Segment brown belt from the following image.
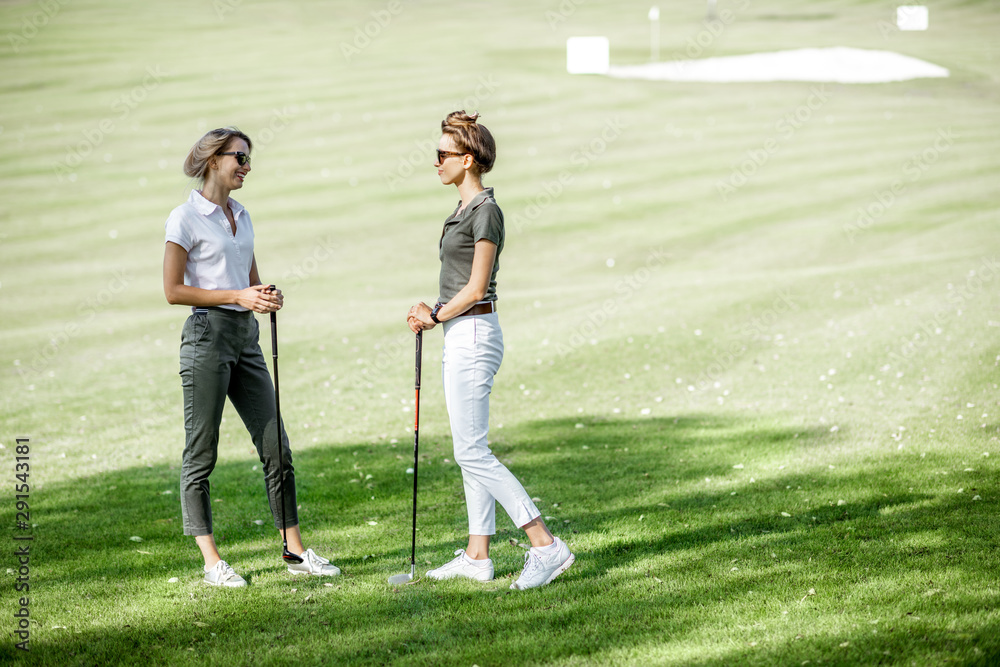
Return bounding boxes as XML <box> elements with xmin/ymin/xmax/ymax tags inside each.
<box><xmin>457</xmin><ymin>302</ymin><xmax>496</xmax><ymax>318</ymax></box>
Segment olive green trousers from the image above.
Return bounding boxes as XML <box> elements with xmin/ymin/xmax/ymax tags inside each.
<box><xmin>178</xmin><ymin>308</ymin><xmax>296</xmax><ymax>536</ymax></box>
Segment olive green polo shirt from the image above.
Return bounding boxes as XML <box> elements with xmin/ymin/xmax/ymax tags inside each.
<box><xmin>438</xmin><ymin>187</ymin><xmax>504</xmax><ymax>303</ymax></box>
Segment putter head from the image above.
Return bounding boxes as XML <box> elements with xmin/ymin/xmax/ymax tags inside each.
<box><xmin>282</xmin><ymin>549</ymin><xmax>304</xmax><ymax>565</ymax></box>
<box><xmin>388</xmin><ymin>562</ymin><xmax>416</xmax><ymax>585</ymax></box>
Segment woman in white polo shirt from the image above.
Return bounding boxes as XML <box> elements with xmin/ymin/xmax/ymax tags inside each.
<box><xmin>163</xmin><ymin>127</ymin><xmax>339</xmax><ymax>587</ymax></box>
<box><xmin>407</xmin><ymin>111</ymin><xmax>574</xmax><ymax>589</ymax></box>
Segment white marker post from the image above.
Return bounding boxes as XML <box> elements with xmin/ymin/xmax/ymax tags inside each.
<box><xmin>648</xmin><ymin>6</ymin><xmax>660</xmax><ymax>62</ymax></box>
<box><xmin>896</xmin><ymin>5</ymin><xmax>929</xmax><ymax>31</ymax></box>
<box><xmin>566</xmin><ymin>36</ymin><xmax>610</xmax><ymax>74</ymax></box>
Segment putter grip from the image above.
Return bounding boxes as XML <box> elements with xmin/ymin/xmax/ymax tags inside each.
<box><xmin>270</xmin><ymin>311</ymin><xmax>277</xmax><ymax>355</ymax></box>
<box><xmin>415</xmin><ymin>331</ymin><xmax>422</xmax><ymax>390</ymax></box>
<box><xmin>268</xmin><ymin>285</ymin><xmax>277</xmax><ymax>356</ymax></box>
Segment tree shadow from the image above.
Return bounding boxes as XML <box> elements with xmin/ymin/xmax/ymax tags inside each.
<box><xmin>1</xmin><ymin>414</ymin><xmax>996</xmax><ymax>665</ymax></box>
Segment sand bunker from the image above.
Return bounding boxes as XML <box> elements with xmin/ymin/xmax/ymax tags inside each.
<box><xmin>606</xmin><ymin>47</ymin><xmax>949</xmax><ymax>84</ymax></box>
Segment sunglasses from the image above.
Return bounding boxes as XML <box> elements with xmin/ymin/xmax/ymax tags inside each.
<box><xmin>436</xmin><ymin>150</ymin><xmax>468</xmax><ymax>163</ymax></box>
<box><xmin>219</xmin><ymin>151</ymin><xmax>251</xmax><ymax>167</ymax></box>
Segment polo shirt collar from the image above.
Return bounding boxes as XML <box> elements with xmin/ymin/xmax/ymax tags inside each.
<box><xmin>452</xmin><ymin>187</ymin><xmax>495</xmax><ymax>221</ymax></box>
<box><xmin>189</xmin><ymin>189</ymin><xmax>246</xmax><ymax>219</ymax></box>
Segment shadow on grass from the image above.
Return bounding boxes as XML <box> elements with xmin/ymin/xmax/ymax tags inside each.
<box><xmin>2</xmin><ymin>415</ymin><xmax>997</xmax><ymax>665</ymax></box>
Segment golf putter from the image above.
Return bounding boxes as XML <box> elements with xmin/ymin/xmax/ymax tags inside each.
<box><xmin>269</xmin><ymin>285</ymin><xmax>303</xmax><ymax>565</ymax></box>
<box><xmin>389</xmin><ymin>330</ymin><xmax>422</xmax><ymax>585</ymax></box>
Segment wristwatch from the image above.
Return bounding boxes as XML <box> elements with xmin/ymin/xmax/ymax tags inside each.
<box><xmin>430</xmin><ymin>302</ymin><xmax>443</xmax><ymax>324</ymax></box>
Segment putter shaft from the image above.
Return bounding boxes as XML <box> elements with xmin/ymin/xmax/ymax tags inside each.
<box><xmin>409</xmin><ymin>330</ymin><xmax>422</xmax><ymax>570</ymax></box>
<box><xmin>390</xmin><ymin>330</ymin><xmax>422</xmax><ymax>585</ymax></box>
<box><xmin>269</xmin><ymin>287</ymin><xmax>302</xmax><ymax>565</ymax></box>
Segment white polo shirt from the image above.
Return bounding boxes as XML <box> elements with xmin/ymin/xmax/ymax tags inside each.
<box><xmin>164</xmin><ymin>190</ymin><xmax>255</xmax><ymax>312</ymax></box>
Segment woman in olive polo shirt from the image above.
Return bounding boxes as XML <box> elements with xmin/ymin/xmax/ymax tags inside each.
<box><xmin>163</xmin><ymin>127</ymin><xmax>339</xmax><ymax>587</ymax></box>
<box><xmin>407</xmin><ymin>111</ymin><xmax>574</xmax><ymax>589</ymax></box>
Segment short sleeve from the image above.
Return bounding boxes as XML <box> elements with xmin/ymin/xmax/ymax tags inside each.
<box><xmin>164</xmin><ymin>206</ymin><xmax>193</xmax><ymax>252</ymax></box>
<box><xmin>470</xmin><ymin>201</ymin><xmax>503</xmax><ymax>247</ymax></box>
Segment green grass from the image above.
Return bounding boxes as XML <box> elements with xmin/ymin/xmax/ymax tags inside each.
<box><xmin>2</xmin><ymin>0</ymin><xmax>1000</xmax><ymax>664</ymax></box>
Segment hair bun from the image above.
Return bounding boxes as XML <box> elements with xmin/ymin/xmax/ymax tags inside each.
<box><xmin>443</xmin><ymin>110</ymin><xmax>480</xmax><ymax>127</ymax></box>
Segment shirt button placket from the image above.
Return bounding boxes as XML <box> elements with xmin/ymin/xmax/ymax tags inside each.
<box><xmin>228</xmin><ymin>211</ymin><xmax>242</xmax><ymax>261</ymax></box>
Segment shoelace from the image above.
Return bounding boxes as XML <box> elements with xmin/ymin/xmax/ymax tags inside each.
<box><xmin>304</xmin><ymin>549</ymin><xmax>329</xmax><ymax>566</ymax></box>
<box><xmin>216</xmin><ymin>561</ymin><xmax>239</xmax><ymax>582</ymax></box>
<box><xmin>429</xmin><ymin>550</ymin><xmax>467</xmax><ymax>573</ymax></box>
<box><xmin>519</xmin><ymin>551</ymin><xmax>543</xmax><ymax>581</ymax></box>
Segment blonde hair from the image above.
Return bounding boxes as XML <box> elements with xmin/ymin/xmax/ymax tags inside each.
<box><xmin>441</xmin><ymin>111</ymin><xmax>495</xmax><ymax>175</ymax></box>
<box><xmin>183</xmin><ymin>127</ymin><xmax>253</xmax><ymax>183</ymax></box>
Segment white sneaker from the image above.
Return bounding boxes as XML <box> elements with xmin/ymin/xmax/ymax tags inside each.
<box><xmin>510</xmin><ymin>537</ymin><xmax>574</xmax><ymax>590</ymax></box>
<box><xmin>204</xmin><ymin>560</ymin><xmax>247</xmax><ymax>588</ymax></box>
<box><xmin>287</xmin><ymin>548</ymin><xmax>341</xmax><ymax>576</ymax></box>
<box><xmin>426</xmin><ymin>549</ymin><xmax>494</xmax><ymax>582</ymax></box>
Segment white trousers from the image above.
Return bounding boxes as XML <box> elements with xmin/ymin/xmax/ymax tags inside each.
<box><xmin>442</xmin><ymin>311</ymin><xmax>540</xmax><ymax>535</ymax></box>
